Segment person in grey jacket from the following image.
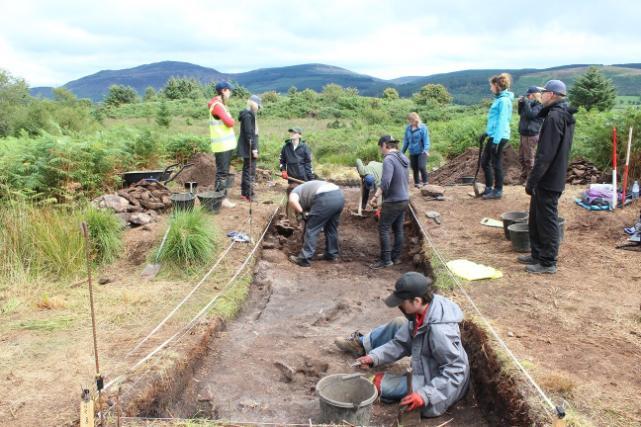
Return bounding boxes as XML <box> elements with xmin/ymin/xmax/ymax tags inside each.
<box><xmin>517</xmin><ymin>87</ymin><xmax>544</xmax><ymax>182</ymax></box>
<box><xmin>370</xmin><ymin>135</ymin><xmax>410</xmax><ymax>269</ymax></box>
<box><xmin>335</xmin><ymin>272</ymin><xmax>470</xmax><ymax>417</ymax></box>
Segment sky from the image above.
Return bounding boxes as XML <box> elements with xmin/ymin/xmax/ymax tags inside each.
<box><xmin>1</xmin><ymin>0</ymin><xmax>640</xmax><ymax>87</ymax></box>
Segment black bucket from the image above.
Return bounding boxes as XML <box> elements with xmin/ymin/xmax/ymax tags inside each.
<box><xmin>508</xmin><ymin>222</ymin><xmax>530</xmax><ymax>252</ymax></box>
<box><xmin>170</xmin><ymin>192</ymin><xmax>195</xmax><ymax>211</ymax></box>
<box><xmin>225</xmin><ymin>173</ymin><xmax>236</xmax><ymax>189</ymax></box>
<box><xmin>558</xmin><ymin>217</ymin><xmax>565</xmax><ymax>242</ymax></box>
<box><xmin>197</xmin><ymin>191</ymin><xmax>225</xmax><ymax>213</ymax></box>
<box><xmin>500</xmin><ymin>211</ymin><xmax>528</xmax><ymax>240</ymax></box>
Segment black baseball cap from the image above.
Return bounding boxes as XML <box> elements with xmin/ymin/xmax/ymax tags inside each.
<box><xmin>384</xmin><ymin>272</ymin><xmax>432</xmax><ymax>307</ymax></box>
<box><xmin>378</xmin><ymin>135</ymin><xmax>399</xmax><ymax>146</ymax></box>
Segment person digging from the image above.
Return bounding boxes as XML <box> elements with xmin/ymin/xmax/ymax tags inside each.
<box><xmin>355</xmin><ymin>158</ymin><xmax>382</xmax><ymax>216</ymax></box>
<box><xmin>335</xmin><ymin>272</ymin><xmax>470</xmax><ymax>418</ymax></box>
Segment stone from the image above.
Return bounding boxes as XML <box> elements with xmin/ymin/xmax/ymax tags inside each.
<box><xmin>262</xmin><ymin>240</ymin><xmax>276</xmax><ymax>250</ymax></box>
<box><xmin>129</xmin><ymin>212</ymin><xmax>152</xmax><ymax>226</ymax></box>
<box><xmin>98</xmin><ymin>277</ymin><xmax>113</xmax><ymax>285</ymax></box>
<box><xmin>94</xmin><ymin>194</ymin><xmax>130</xmax><ymax>213</ymax></box>
<box><xmin>420</xmin><ymin>184</ymin><xmax>445</xmax><ymax>197</ymax></box>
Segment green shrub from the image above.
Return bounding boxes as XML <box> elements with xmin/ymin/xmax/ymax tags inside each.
<box><xmin>158</xmin><ymin>208</ymin><xmax>218</xmax><ymax>271</ymax></box>
<box><xmin>166</xmin><ymin>135</ymin><xmax>210</xmax><ymax>163</ymax></box>
<box><xmin>85</xmin><ymin>206</ymin><xmax>123</xmax><ymax>265</ymax></box>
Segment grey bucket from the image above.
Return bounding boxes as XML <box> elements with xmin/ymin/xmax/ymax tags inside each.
<box><xmin>508</xmin><ymin>222</ymin><xmax>530</xmax><ymax>253</ymax></box>
<box><xmin>501</xmin><ymin>211</ymin><xmax>528</xmax><ymax>240</ymax></box>
<box><xmin>316</xmin><ymin>374</ymin><xmax>377</xmax><ymax>425</ymax></box>
<box><xmin>170</xmin><ymin>192</ymin><xmax>195</xmax><ymax>211</ymax></box>
<box><xmin>225</xmin><ymin>173</ymin><xmax>236</xmax><ymax>189</ymax></box>
<box><xmin>197</xmin><ymin>191</ymin><xmax>225</xmax><ymax>213</ymax></box>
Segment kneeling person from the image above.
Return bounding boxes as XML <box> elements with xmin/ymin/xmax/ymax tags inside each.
<box><xmin>288</xmin><ymin>180</ymin><xmax>344</xmax><ymax>267</ymax></box>
<box><xmin>335</xmin><ymin>272</ymin><xmax>470</xmax><ymax>417</ymax></box>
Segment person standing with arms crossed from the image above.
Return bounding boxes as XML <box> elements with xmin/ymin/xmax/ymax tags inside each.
<box><xmin>370</xmin><ymin>135</ymin><xmax>409</xmax><ymax>269</ymax></box>
<box><xmin>208</xmin><ymin>81</ymin><xmax>237</xmax><ymax>208</ymax></box>
<box><xmin>237</xmin><ymin>94</ymin><xmax>261</xmax><ymax>202</ymax></box>
<box><xmin>402</xmin><ymin>112</ymin><xmax>430</xmax><ymax>188</ymax></box>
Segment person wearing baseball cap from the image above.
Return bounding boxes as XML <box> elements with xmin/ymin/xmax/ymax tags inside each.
<box><xmin>334</xmin><ymin>272</ymin><xmax>470</xmax><ymax>417</ymax></box>
<box><xmin>517</xmin><ymin>86</ymin><xmax>545</xmax><ymax>182</ymax></box>
<box><xmin>521</xmin><ymin>80</ymin><xmax>577</xmax><ymax>274</ymax></box>
<box><xmin>278</xmin><ymin>126</ymin><xmax>315</xmax><ymax>184</ymax></box>
<box><xmin>207</xmin><ymin>81</ymin><xmax>237</xmax><ymax>208</ymax></box>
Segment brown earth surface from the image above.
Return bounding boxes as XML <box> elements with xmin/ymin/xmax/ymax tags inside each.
<box><xmin>430</xmin><ymin>146</ymin><xmax>522</xmax><ymax>186</ymax></box>
<box><xmin>411</xmin><ymin>185</ymin><xmax>641</xmax><ymax>426</ymax></box>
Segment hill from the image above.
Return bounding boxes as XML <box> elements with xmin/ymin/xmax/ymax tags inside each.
<box><xmin>30</xmin><ymin>61</ymin><xmax>641</xmax><ymax>104</ymax></box>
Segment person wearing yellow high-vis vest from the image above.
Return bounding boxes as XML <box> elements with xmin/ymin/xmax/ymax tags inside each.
<box><xmin>208</xmin><ymin>81</ymin><xmax>237</xmax><ymax>208</ymax></box>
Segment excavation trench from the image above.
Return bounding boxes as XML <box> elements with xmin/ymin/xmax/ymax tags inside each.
<box><xmin>133</xmin><ymin>189</ymin><xmax>539</xmax><ymax>426</ymax></box>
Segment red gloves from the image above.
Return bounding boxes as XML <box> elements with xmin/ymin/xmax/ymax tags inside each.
<box><xmin>355</xmin><ymin>355</ymin><xmax>373</xmax><ymax>367</ymax></box>
<box><xmin>400</xmin><ymin>392</ymin><xmax>425</xmax><ymax>412</ymax></box>
<box><xmin>374</xmin><ymin>208</ymin><xmax>381</xmax><ymax>221</ymax></box>
<box><xmin>281</xmin><ymin>171</ymin><xmax>288</xmax><ymax>180</ymax></box>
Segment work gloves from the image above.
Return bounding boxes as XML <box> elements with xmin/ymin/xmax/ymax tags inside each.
<box><xmin>281</xmin><ymin>170</ymin><xmax>288</xmax><ymax>180</ymax></box>
<box><xmin>355</xmin><ymin>355</ymin><xmax>374</xmax><ymax>368</ymax></box>
<box><xmin>374</xmin><ymin>208</ymin><xmax>381</xmax><ymax>221</ymax></box>
<box><xmin>400</xmin><ymin>392</ymin><xmax>425</xmax><ymax>412</ymax></box>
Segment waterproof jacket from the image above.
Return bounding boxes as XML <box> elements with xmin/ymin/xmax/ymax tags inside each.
<box><xmin>279</xmin><ymin>139</ymin><xmax>314</xmax><ymax>181</ymax></box>
<box><xmin>518</xmin><ymin>98</ymin><xmax>544</xmax><ymax>137</ymax></box>
<box><xmin>486</xmin><ymin>90</ymin><xmax>514</xmax><ymax>143</ymax></box>
<box><xmin>237</xmin><ymin>109</ymin><xmax>258</xmax><ymax>158</ymax></box>
<box><xmin>402</xmin><ymin>123</ymin><xmax>431</xmax><ymax>155</ymax></box>
<box><xmin>380</xmin><ymin>151</ymin><xmax>409</xmax><ymax>203</ymax></box>
<box><xmin>356</xmin><ymin>159</ymin><xmax>383</xmax><ymax>186</ymax></box>
<box><xmin>527</xmin><ymin>101</ymin><xmax>577</xmax><ymax>193</ymax></box>
<box><xmin>369</xmin><ymin>295</ymin><xmax>470</xmax><ymax>417</ymax></box>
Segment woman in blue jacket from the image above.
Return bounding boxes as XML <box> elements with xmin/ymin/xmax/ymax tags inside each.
<box><xmin>481</xmin><ymin>73</ymin><xmax>514</xmax><ymax>199</ymax></box>
<box><xmin>402</xmin><ymin>112</ymin><xmax>430</xmax><ymax>188</ymax></box>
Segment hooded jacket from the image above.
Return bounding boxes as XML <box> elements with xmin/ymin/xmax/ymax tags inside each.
<box><xmin>369</xmin><ymin>295</ymin><xmax>470</xmax><ymax>417</ymax></box>
<box><xmin>402</xmin><ymin>123</ymin><xmax>431</xmax><ymax>155</ymax></box>
<box><xmin>526</xmin><ymin>101</ymin><xmax>577</xmax><ymax>193</ymax></box>
<box><xmin>486</xmin><ymin>90</ymin><xmax>514</xmax><ymax>142</ymax></box>
<box><xmin>279</xmin><ymin>139</ymin><xmax>314</xmax><ymax>181</ymax></box>
<box><xmin>380</xmin><ymin>151</ymin><xmax>409</xmax><ymax>203</ymax></box>
<box><xmin>237</xmin><ymin>109</ymin><xmax>258</xmax><ymax>158</ymax></box>
<box><xmin>517</xmin><ymin>98</ymin><xmax>544</xmax><ymax>137</ymax></box>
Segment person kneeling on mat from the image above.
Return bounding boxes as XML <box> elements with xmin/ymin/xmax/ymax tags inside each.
<box><xmin>335</xmin><ymin>272</ymin><xmax>470</xmax><ymax>417</ymax></box>
<box><xmin>288</xmin><ymin>180</ymin><xmax>345</xmax><ymax>267</ymax></box>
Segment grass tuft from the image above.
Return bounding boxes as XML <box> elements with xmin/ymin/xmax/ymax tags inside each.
<box><xmin>85</xmin><ymin>205</ymin><xmax>124</xmax><ymax>264</ymax></box>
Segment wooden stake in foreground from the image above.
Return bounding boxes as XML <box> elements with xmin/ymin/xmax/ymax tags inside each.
<box><xmin>612</xmin><ymin>127</ymin><xmax>618</xmax><ymax>210</ymax></box>
<box><xmin>622</xmin><ymin>127</ymin><xmax>633</xmax><ymax>205</ymax></box>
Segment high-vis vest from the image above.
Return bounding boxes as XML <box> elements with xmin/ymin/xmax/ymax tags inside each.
<box><xmin>209</xmin><ymin>101</ymin><xmax>237</xmax><ymax>153</ymax></box>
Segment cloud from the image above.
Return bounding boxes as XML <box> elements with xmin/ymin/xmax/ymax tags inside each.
<box><xmin>1</xmin><ymin>0</ymin><xmax>640</xmax><ymax>86</ymax></box>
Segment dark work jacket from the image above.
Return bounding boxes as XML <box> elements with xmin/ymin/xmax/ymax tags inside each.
<box><xmin>279</xmin><ymin>139</ymin><xmax>314</xmax><ymax>181</ymax></box>
<box><xmin>517</xmin><ymin>99</ymin><xmax>544</xmax><ymax>136</ymax></box>
<box><xmin>237</xmin><ymin>109</ymin><xmax>258</xmax><ymax>158</ymax></box>
<box><xmin>526</xmin><ymin>101</ymin><xmax>577</xmax><ymax>193</ymax></box>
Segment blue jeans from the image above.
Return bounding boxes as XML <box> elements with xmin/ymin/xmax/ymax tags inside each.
<box><xmin>362</xmin><ymin>317</ymin><xmax>411</xmax><ymax>401</ymax></box>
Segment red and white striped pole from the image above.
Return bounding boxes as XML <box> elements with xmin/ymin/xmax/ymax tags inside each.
<box><xmin>622</xmin><ymin>127</ymin><xmax>633</xmax><ymax>207</ymax></box>
<box><xmin>612</xmin><ymin>127</ymin><xmax>617</xmax><ymax>210</ymax></box>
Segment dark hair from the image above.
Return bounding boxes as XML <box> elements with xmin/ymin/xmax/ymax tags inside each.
<box><xmin>419</xmin><ymin>277</ymin><xmax>435</xmax><ymax>304</ymax></box>
<box><xmin>489</xmin><ymin>73</ymin><xmax>512</xmax><ymax>91</ymax></box>
<box><xmin>380</xmin><ymin>140</ymin><xmax>399</xmax><ymax>149</ymax></box>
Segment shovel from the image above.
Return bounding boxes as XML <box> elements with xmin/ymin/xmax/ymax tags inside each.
<box><xmin>472</xmin><ymin>134</ymin><xmax>486</xmax><ymax>197</ymax></box>
<box><xmin>141</xmin><ymin>223</ymin><xmax>171</xmax><ymax>279</ymax></box>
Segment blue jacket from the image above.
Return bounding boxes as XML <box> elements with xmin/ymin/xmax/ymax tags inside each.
<box><xmin>486</xmin><ymin>90</ymin><xmax>514</xmax><ymax>143</ymax></box>
<box><xmin>402</xmin><ymin>123</ymin><xmax>430</xmax><ymax>155</ymax></box>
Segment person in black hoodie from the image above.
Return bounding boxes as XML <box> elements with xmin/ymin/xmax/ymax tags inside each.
<box><xmin>517</xmin><ymin>86</ymin><xmax>545</xmax><ymax>182</ymax></box>
<box><xmin>279</xmin><ymin>127</ymin><xmax>314</xmax><ymax>183</ymax></box>
<box><xmin>520</xmin><ymin>80</ymin><xmax>577</xmax><ymax>274</ymax></box>
<box><xmin>237</xmin><ymin>95</ymin><xmax>261</xmax><ymax>202</ymax></box>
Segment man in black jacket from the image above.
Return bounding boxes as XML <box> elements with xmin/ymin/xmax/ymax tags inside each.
<box><xmin>237</xmin><ymin>95</ymin><xmax>261</xmax><ymax>201</ymax></box>
<box><xmin>521</xmin><ymin>80</ymin><xmax>577</xmax><ymax>274</ymax></box>
<box><xmin>279</xmin><ymin>127</ymin><xmax>314</xmax><ymax>183</ymax></box>
<box><xmin>517</xmin><ymin>86</ymin><xmax>544</xmax><ymax>182</ymax></box>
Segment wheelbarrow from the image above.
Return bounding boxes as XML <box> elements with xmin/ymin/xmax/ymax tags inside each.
<box><xmin>121</xmin><ymin>162</ymin><xmax>193</xmax><ymax>187</ymax></box>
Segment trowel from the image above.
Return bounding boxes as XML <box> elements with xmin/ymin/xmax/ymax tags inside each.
<box><xmin>397</xmin><ymin>368</ymin><xmax>421</xmax><ymax>426</ymax></box>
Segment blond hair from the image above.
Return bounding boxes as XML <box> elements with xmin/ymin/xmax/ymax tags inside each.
<box><xmin>490</xmin><ymin>73</ymin><xmax>512</xmax><ymax>91</ymax></box>
<box><xmin>407</xmin><ymin>112</ymin><xmax>421</xmax><ymax>123</ymax></box>
<box><xmin>247</xmin><ymin>99</ymin><xmax>259</xmax><ymax>112</ymax></box>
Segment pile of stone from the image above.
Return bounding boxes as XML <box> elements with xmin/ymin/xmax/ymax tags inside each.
<box><xmin>93</xmin><ymin>180</ymin><xmax>172</xmax><ymax>226</ymax></box>
<box><xmin>566</xmin><ymin>159</ymin><xmax>602</xmax><ymax>185</ymax></box>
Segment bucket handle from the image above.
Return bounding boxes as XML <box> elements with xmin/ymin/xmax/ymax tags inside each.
<box><xmin>340</xmin><ymin>373</ymin><xmax>366</xmax><ymax>409</ymax></box>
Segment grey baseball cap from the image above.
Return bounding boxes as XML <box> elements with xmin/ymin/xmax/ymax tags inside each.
<box><xmin>249</xmin><ymin>94</ymin><xmax>262</xmax><ymax>107</ymax></box>
<box><xmin>542</xmin><ymin>80</ymin><xmax>567</xmax><ymax>96</ymax></box>
<box><xmin>384</xmin><ymin>272</ymin><xmax>433</xmax><ymax>307</ymax></box>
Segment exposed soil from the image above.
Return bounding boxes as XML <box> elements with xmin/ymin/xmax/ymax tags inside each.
<box><xmin>411</xmin><ymin>185</ymin><xmax>641</xmax><ymax>426</ymax></box>
<box><xmin>430</xmin><ymin>146</ymin><xmax>521</xmax><ymax>186</ymax></box>
<box><xmin>160</xmin><ymin>189</ymin><xmax>527</xmax><ymax>426</ymax></box>
<box><xmin>174</xmin><ymin>153</ymin><xmax>218</xmax><ymax>190</ymax></box>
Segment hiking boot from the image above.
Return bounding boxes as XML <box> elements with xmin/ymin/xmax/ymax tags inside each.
<box><xmin>322</xmin><ymin>254</ymin><xmax>340</xmax><ymax>262</ymax></box>
<box><xmin>392</xmin><ymin>257</ymin><xmax>402</xmax><ymax>265</ymax></box>
<box><xmin>483</xmin><ymin>189</ymin><xmax>503</xmax><ymax>200</ymax></box>
<box><xmin>414</xmin><ymin>183</ymin><xmax>421</xmax><ymax>189</ymax></box>
<box><xmin>289</xmin><ymin>255</ymin><xmax>311</xmax><ymax>267</ymax></box>
<box><xmin>526</xmin><ymin>263</ymin><xmax>557</xmax><ymax>274</ymax></box>
<box><xmin>221</xmin><ymin>198</ymin><xmax>236</xmax><ymax>208</ymax></box>
<box><xmin>517</xmin><ymin>255</ymin><xmax>537</xmax><ymax>265</ymax></box>
<box><xmin>334</xmin><ymin>331</ymin><xmax>365</xmax><ymax>357</ymax></box>
<box><xmin>369</xmin><ymin>259</ymin><xmax>393</xmax><ymax>269</ymax></box>
<box><xmin>480</xmin><ymin>187</ymin><xmax>493</xmax><ymax>197</ymax></box>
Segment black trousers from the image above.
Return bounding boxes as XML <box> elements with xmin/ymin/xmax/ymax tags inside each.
<box><xmin>300</xmin><ymin>190</ymin><xmax>344</xmax><ymax>260</ymax></box>
<box><xmin>481</xmin><ymin>139</ymin><xmax>507</xmax><ymax>190</ymax></box>
<box><xmin>241</xmin><ymin>157</ymin><xmax>257</xmax><ymax>198</ymax></box>
<box><xmin>409</xmin><ymin>153</ymin><xmax>429</xmax><ymax>185</ymax></box>
<box><xmin>528</xmin><ymin>188</ymin><xmax>561</xmax><ymax>267</ymax></box>
<box><xmin>379</xmin><ymin>201</ymin><xmax>408</xmax><ymax>263</ymax></box>
<box><xmin>214</xmin><ymin>149</ymin><xmax>233</xmax><ymax>195</ymax></box>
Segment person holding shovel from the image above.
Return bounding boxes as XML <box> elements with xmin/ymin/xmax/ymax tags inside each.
<box><xmin>279</xmin><ymin>127</ymin><xmax>315</xmax><ymax>184</ymax></box>
<box><xmin>208</xmin><ymin>81</ymin><xmax>237</xmax><ymax>209</ymax></box>
<box><xmin>480</xmin><ymin>73</ymin><xmax>514</xmax><ymax>200</ymax></box>
<box><xmin>237</xmin><ymin>94</ymin><xmax>261</xmax><ymax>202</ymax></box>
<box><xmin>334</xmin><ymin>272</ymin><xmax>470</xmax><ymax>417</ymax></box>
<box><xmin>355</xmin><ymin>158</ymin><xmax>383</xmax><ymax>214</ymax></box>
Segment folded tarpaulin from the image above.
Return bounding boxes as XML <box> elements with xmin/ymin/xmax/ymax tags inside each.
<box><xmin>226</xmin><ymin>231</ymin><xmax>251</xmax><ymax>243</ymax></box>
<box><xmin>575</xmin><ymin>198</ymin><xmax>611</xmax><ymax>211</ymax></box>
<box><xmin>445</xmin><ymin>259</ymin><xmax>503</xmax><ymax>281</ymax></box>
